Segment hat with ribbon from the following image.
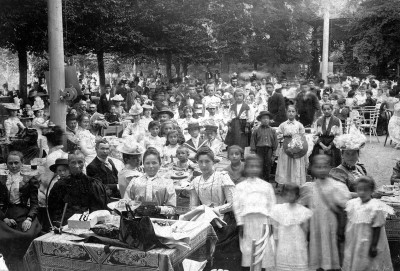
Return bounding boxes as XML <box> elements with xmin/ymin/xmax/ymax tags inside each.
<box><xmin>116</xmin><ymin>139</ymin><xmax>145</xmax><ymax>155</ymax></box>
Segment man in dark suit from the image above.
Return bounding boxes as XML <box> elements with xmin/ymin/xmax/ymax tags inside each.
<box><xmin>98</xmin><ymin>84</ymin><xmax>114</xmax><ymax>114</ymax></box>
<box><xmin>266</xmin><ymin>82</ymin><xmax>287</xmax><ymax>127</ymax></box>
<box><xmin>86</xmin><ymin>139</ymin><xmax>120</xmax><ymax>198</ymax></box>
<box><xmin>295</xmin><ymin>82</ymin><xmax>321</xmax><ymax>127</ymax></box>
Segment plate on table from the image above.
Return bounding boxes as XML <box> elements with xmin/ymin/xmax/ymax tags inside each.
<box><xmin>171</xmin><ymin>171</ymin><xmax>190</xmax><ymax>180</ymax></box>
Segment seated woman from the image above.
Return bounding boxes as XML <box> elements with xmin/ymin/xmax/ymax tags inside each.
<box><xmin>122</xmin><ymin>103</ymin><xmax>146</xmax><ymax>138</ymax></box>
<box><xmin>0</xmin><ymin>151</ymin><xmax>41</xmax><ymax>268</ymax></box>
<box><xmin>329</xmin><ymin>132</ymin><xmax>367</xmax><ymax>194</ymax></box>
<box><xmin>3</xmin><ymin>103</ymin><xmax>25</xmax><ymax>139</ymax></box>
<box><xmin>311</xmin><ymin>103</ymin><xmax>342</xmax><ymax>167</ymax></box>
<box><xmin>48</xmin><ymin>150</ymin><xmax>109</xmax><ymax>225</ymax></box>
<box><xmin>117</xmin><ymin>140</ymin><xmax>144</xmax><ymax>197</ymax></box>
<box><xmin>76</xmin><ymin>114</ymin><xmax>97</xmax><ymax>165</ymax></box>
<box><xmin>189</xmin><ymin>146</ymin><xmax>238</xmax><ymax>270</ymax></box>
<box><xmin>124</xmin><ymin>147</ymin><xmax>176</xmax><ymax>218</ymax></box>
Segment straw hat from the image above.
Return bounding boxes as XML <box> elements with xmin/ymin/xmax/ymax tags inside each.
<box><xmin>111</xmin><ymin>94</ymin><xmax>124</xmax><ymax>102</ymax></box>
<box><xmin>142</xmin><ymin>100</ymin><xmax>154</xmax><ymax>110</ymax></box>
<box><xmin>128</xmin><ymin>103</ymin><xmax>143</xmax><ymax>116</ymax></box>
<box><xmin>3</xmin><ymin>103</ymin><xmax>20</xmax><ymax>111</ymax></box>
<box><xmin>116</xmin><ymin>140</ymin><xmax>145</xmax><ymax>155</ymax></box>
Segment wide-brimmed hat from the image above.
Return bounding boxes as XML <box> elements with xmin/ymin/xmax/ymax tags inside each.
<box><xmin>128</xmin><ymin>103</ymin><xmax>143</xmax><ymax>116</ymax></box>
<box><xmin>256</xmin><ymin>111</ymin><xmax>273</xmax><ymax>121</ymax></box>
<box><xmin>333</xmin><ymin>126</ymin><xmax>366</xmax><ymax>150</ymax></box>
<box><xmin>204</xmin><ymin>125</ymin><xmax>218</xmax><ymax>132</ymax></box>
<box><xmin>116</xmin><ymin>140</ymin><xmax>145</xmax><ymax>155</ymax></box>
<box><xmin>3</xmin><ymin>103</ymin><xmax>20</xmax><ymax>111</ymax></box>
<box><xmin>157</xmin><ymin>107</ymin><xmax>174</xmax><ymax>118</ymax></box>
<box><xmin>111</xmin><ymin>94</ymin><xmax>124</xmax><ymax>102</ymax></box>
<box><xmin>185</xmin><ymin>122</ymin><xmax>202</xmax><ymax>130</ymax></box>
<box><xmin>50</xmin><ymin>158</ymin><xmax>69</xmax><ymax>173</ymax></box>
<box><xmin>32</xmin><ymin>97</ymin><xmax>45</xmax><ymax>111</ymax></box>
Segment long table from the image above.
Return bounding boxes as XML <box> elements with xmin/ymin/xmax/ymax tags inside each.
<box><xmin>24</xmin><ymin>222</ymin><xmax>217</xmax><ymax>271</ymax></box>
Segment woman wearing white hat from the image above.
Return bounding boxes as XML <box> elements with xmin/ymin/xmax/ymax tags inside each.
<box><xmin>3</xmin><ymin>103</ymin><xmax>24</xmax><ymax>139</ymax></box>
<box><xmin>117</xmin><ymin>140</ymin><xmax>144</xmax><ymax>197</ymax></box>
<box><xmin>111</xmin><ymin>94</ymin><xmax>125</xmax><ymax>115</ymax></box>
<box><xmin>122</xmin><ymin>103</ymin><xmax>146</xmax><ymax>138</ymax></box>
<box><xmin>138</xmin><ymin>102</ymin><xmax>154</xmax><ymax>132</ymax></box>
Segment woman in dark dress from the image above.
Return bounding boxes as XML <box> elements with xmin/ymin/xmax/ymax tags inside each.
<box><xmin>48</xmin><ymin>150</ymin><xmax>109</xmax><ymax>226</ymax></box>
<box><xmin>311</xmin><ymin>103</ymin><xmax>342</xmax><ymax>167</ymax></box>
<box><xmin>224</xmin><ymin>89</ymin><xmax>252</xmax><ymax>149</ymax></box>
<box><xmin>0</xmin><ymin>151</ymin><xmax>42</xmax><ymax>269</ymax></box>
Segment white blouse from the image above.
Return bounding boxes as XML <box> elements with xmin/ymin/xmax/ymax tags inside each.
<box><xmin>4</xmin><ymin>117</ymin><xmax>24</xmax><ymax>137</ymax></box>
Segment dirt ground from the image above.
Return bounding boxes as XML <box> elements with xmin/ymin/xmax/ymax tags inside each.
<box><xmin>360</xmin><ymin>135</ymin><xmax>399</xmax><ymax>187</ymax></box>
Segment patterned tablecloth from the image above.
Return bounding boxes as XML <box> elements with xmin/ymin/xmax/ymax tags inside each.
<box><xmin>23</xmin><ymin>222</ymin><xmax>217</xmax><ymax>271</ymax></box>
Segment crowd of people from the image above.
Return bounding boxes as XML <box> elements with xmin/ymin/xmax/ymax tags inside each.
<box><xmin>0</xmin><ymin>72</ymin><xmax>397</xmax><ymax>271</ymax></box>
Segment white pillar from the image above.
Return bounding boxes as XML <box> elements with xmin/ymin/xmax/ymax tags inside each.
<box><xmin>48</xmin><ymin>0</ymin><xmax>66</xmax><ymax>130</ymax></box>
<box><xmin>322</xmin><ymin>6</ymin><xmax>330</xmax><ymax>85</ymax></box>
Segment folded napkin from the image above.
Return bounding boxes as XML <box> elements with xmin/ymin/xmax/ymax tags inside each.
<box><xmin>152</xmin><ymin>220</ymin><xmax>194</xmax><ymax>250</ymax></box>
<box><xmin>179</xmin><ymin>205</ymin><xmax>226</xmax><ymax>228</ymax></box>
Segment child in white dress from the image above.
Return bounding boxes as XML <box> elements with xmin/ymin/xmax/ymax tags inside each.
<box><xmin>144</xmin><ymin>121</ymin><xmax>165</xmax><ymax>151</ymax></box>
<box><xmin>162</xmin><ymin>130</ymin><xmax>180</xmax><ymax>164</ymax></box>
<box><xmin>270</xmin><ymin>183</ymin><xmax>313</xmax><ymax>271</ymax></box>
<box><xmin>233</xmin><ymin>155</ymin><xmax>276</xmax><ymax>271</ymax></box>
<box><xmin>343</xmin><ymin>176</ymin><xmax>394</xmax><ymax>271</ymax></box>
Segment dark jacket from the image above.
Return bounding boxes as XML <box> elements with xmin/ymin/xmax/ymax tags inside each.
<box><xmin>86</xmin><ymin>157</ymin><xmax>120</xmax><ymax>198</ymax></box>
<box><xmin>48</xmin><ymin>173</ymin><xmax>109</xmax><ymax>224</ymax></box>
<box><xmin>98</xmin><ymin>93</ymin><xmax>114</xmax><ymax>114</ymax></box>
<box><xmin>0</xmin><ymin>175</ymin><xmax>39</xmax><ymax>220</ymax></box>
<box><xmin>267</xmin><ymin>92</ymin><xmax>287</xmax><ymax>126</ymax></box>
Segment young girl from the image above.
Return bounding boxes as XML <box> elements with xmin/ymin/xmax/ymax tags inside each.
<box><xmin>160</xmin><ymin>120</ymin><xmax>174</xmax><ymax>139</ymax></box>
<box><xmin>173</xmin><ymin>146</ymin><xmax>195</xmax><ymax>171</ymax></box>
<box><xmin>178</xmin><ymin>106</ymin><xmax>197</xmax><ymax>140</ymax></box>
<box><xmin>233</xmin><ymin>155</ymin><xmax>276</xmax><ymax>271</ymax></box>
<box><xmin>224</xmin><ymin>145</ymin><xmax>245</xmax><ymax>184</ymax></box>
<box><xmin>275</xmin><ymin>105</ymin><xmax>307</xmax><ymax>185</ymax></box>
<box><xmin>163</xmin><ymin>130</ymin><xmax>180</xmax><ymax>164</ymax></box>
<box><xmin>144</xmin><ymin>120</ymin><xmax>166</xmax><ymax>151</ymax></box>
<box><xmin>343</xmin><ymin>176</ymin><xmax>394</xmax><ymax>271</ymax></box>
<box><xmin>300</xmin><ymin>154</ymin><xmax>351</xmax><ymax>271</ymax></box>
<box><xmin>224</xmin><ymin>89</ymin><xmax>252</xmax><ymax>149</ymax></box>
<box><xmin>139</xmin><ymin>103</ymin><xmax>154</xmax><ymax>133</ymax></box>
<box><xmin>270</xmin><ymin>183</ymin><xmax>313</xmax><ymax>271</ymax></box>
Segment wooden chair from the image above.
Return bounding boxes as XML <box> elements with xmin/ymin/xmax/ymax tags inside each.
<box><xmin>359</xmin><ymin>108</ymin><xmax>380</xmax><ymax>143</ymax></box>
<box><xmin>101</xmin><ymin>125</ymin><xmax>122</xmax><ymax>137</ymax></box>
<box><xmin>249</xmin><ymin>224</ymin><xmax>269</xmax><ymax>271</ymax></box>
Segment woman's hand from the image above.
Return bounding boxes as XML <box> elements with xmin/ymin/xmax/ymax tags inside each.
<box><xmin>3</xmin><ymin>218</ymin><xmax>17</xmax><ymax>228</ymax></box>
<box><xmin>22</xmin><ymin>219</ymin><xmax>32</xmax><ymax>232</ymax></box>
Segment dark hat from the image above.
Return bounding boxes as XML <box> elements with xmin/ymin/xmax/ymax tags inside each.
<box><xmin>256</xmin><ymin>111</ymin><xmax>273</xmax><ymax>121</ymax></box>
<box><xmin>185</xmin><ymin>122</ymin><xmax>202</xmax><ymax>130</ymax></box>
<box><xmin>50</xmin><ymin>158</ymin><xmax>69</xmax><ymax>172</ymax></box>
<box><xmin>204</xmin><ymin>125</ymin><xmax>218</xmax><ymax>132</ymax></box>
<box><xmin>157</xmin><ymin>107</ymin><xmax>174</xmax><ymax>118</ymax></box>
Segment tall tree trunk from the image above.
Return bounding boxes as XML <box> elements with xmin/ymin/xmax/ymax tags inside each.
<box><xmin>18</xmin><ymin>48</ymin><xmax>28</xmax><ymax>102</ymax></box>
<box><xmin>310</xmin><ymin>27</ymin><xmax>320</xmax><ymax>78</ymax></box>
<box><xmin>221</xmin><ymin>53</ymin><xmax>230</xmax><ymax>80</ymax></box>
<box><xmin>182</xmin><ymin>59</ymin><xmax>188</xmax><ymax>77</ymax></box>
<box><xmin>97</xmin><ymin>50</ymin><xmax>106</xmax><ymax>93</ymax></box>
<box><xmin>174</xmin><ymin>60</ymin><xmax>181</xmax><ymax>78</ymax></box>
<box><xmin>253</xmin><ymin>61</ymin><xmax>258</xmax><ymax>71</ymax></box>
<box><xmin>165</xmin><ymin>52</ymin><xmax>172</xmax><ymax>80</ymax></box>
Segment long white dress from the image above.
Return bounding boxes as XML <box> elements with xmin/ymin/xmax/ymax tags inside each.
<box><xmin>269</xmin><ymin>203</ymin><xmax>313</xmax><ymax>271</ymax></box>
<box><xmin>76</xmin><ymin>127</ymin><xmax>97</xmax><ymax>165</ymax></box>
<box><xmin>233</xmin><ymin>177</ymin><xmax>276</xmax><ymax>269</ymax></box>
<box><xmin>275</xmin><ymin>120</ymin><xmax>307</xmax><ymax>185</ymax></box>
<box><xmin>343</xmin><ymin>198</ymin><xmax>394</xmax><ymax>271</ymax></box>
<box><xmin>299</xmin><ymin>178</ymin><xmax>351</xmax><ymax>270</ymax></box>
<box><xmin>388</xmin><ymin>102</ymin><xmax>400</xmax><ymax>144</ymax></box>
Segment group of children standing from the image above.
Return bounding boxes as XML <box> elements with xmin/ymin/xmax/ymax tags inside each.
<box><xmin>233</xmin><ymin>154</ymin><xmax>394</xmax><ymax>271</ymax></box>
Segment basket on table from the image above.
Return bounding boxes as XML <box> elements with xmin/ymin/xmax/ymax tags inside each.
<box><xmin>384</xmin><ymin>201</ymin><xmax>400</xmax><ymax>241</ymax></box>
